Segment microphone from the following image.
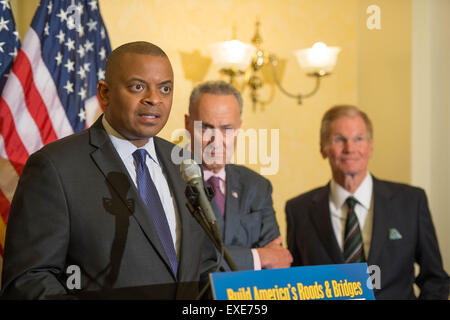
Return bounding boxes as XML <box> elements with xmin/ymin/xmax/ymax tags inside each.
<box><xmin>180</xmin><ymin>159</ymin><xmax>217</xmax><ymax>226</ymax></box>
<box><xmin>180</xmin><ymin>159</ymin><xmax>238</xmax><ymax>273</ymax></box>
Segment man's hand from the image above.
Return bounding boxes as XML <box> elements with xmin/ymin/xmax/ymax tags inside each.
<box><xmin>256</xmin><ymin>236</ymin><xmax>293</xmax><ymax>269</ymax></box>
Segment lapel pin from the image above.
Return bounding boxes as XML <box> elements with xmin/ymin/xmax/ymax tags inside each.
<box><xmin>232</xmin><ymin>191</ymin><xmax>238</xmax><ymax>198</ymax></box>
<box><xmin>389</xmin><ymin>228</ymin><xmax>402</xmax><ymax>240</ymax></box>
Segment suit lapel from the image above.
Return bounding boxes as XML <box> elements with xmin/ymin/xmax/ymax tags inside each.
<box><xmin>89</xmin><ymin>118</ymin><xmax>176</xmax><ymax>279</ymax></box>
<box><xmin>310</xmin><ymin>184</ymin><xmax>344</xmax><ymax>264</ymax></box>
<box><xmin>223</xmin><ymin>165</ymin><xmax>242</xmax><ymax>244</ymax></box>
<box><xmin>367</xmin><ymin>177</ymin><xmax>391</xmax><ymax>264</ymax></box>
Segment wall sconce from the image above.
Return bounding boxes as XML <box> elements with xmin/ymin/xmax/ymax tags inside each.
<box><xmin>209</xmin><ymin>21</ymin><xmax>341</xmax><ymax>109</ymax></box>
<box><xmin>209</xmin><ymin>40</ymin><xmax>256</xmax><ymax>79</ymax></box>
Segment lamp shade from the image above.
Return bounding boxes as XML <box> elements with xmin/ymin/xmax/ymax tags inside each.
<box><xmin>209</xmin><ymin>40</ymin><xmax>257</xmax><ymax>70</ymax></box>
<box><xmin>295</xmin><ymin>42</ymin><xmax>341</xmax><ymax>75</ymax></box>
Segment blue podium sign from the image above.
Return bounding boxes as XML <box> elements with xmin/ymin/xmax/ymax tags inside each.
<box><xmin>210</xmin><ymin>263</ymin><xmax>375</xmax><ymax>300</ymax></box>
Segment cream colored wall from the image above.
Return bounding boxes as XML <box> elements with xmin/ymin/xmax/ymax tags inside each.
<box><xmin>357</xmin><ymin>0</ymin><xmax>412</xmax><ymax>184</ymax></box>
<box><xmin>412</xmin><ymin>0</ymin><xmax>450</xmax><ymax>275</ymax></box>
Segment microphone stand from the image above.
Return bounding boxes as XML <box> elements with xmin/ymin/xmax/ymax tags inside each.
<box><xmin>185</xmin><ymin>185</ymin><xmax>238</xmax><ymax>272</ymax></box>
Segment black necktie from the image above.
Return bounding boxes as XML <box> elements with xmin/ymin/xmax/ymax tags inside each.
<box><xmin>133</xmin><ymin>149</ymin><xmax>178</xmax><ymax>274</ymax></box>
<box><xmin>343</xmin><ymin>196</ymin><xmax>366</xmax><ymax>263</ymax></box>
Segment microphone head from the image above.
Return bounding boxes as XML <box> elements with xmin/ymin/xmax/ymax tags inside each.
<box><xmin>180</xmin><ymin>159</ymin><xmax>202</xmax><ymax>183</ymax></box>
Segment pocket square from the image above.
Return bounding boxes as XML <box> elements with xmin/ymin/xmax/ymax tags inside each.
<box><xmin>389</xmin><ymin>228</ymin><xmax>402</xmax><ymax>240</ymax></box>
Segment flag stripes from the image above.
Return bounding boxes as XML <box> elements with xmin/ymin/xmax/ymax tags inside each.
<box><xmin>12</xmin><ymin>50</ymin><xmax>59</xmax><ymax>145</ymax></box>
<box><xmin>0</xmin><ymin>0</ymin><xmax>111</xmax><ymax>258</ymax></box>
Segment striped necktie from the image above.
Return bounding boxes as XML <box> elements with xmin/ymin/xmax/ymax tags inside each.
<box><xmin>343</xmin><ymin>196</ymin><xmax>366</xmax><ymax>263</ymax></box>
<box><xmin>133</xmin><ymin>149</ymin><xmax>178</xmax><ymax>275</ymax></box>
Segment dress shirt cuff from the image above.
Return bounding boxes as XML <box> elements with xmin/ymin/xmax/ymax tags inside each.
<box><xmin>251</xmin><ymin>248</ymin><xmax>262</xmax><ymax>270</ymax></box>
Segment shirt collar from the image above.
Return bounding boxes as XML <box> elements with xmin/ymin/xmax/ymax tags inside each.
<box><xmin>330</xmin><ymin>172</ymin><xmax>373</xmax><ymax>210</ymax></box>
<box><xmin>102</xmin><ymin>116</ymin><xmax>159</xmax><ymax>166</ymax></box>
<box><xmin>203</xmin><ymin>167</ymin><xmax>226</xmax><ymax>182</ymax></box>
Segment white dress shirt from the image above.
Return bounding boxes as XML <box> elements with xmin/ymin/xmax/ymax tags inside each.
<box><xmin>329</xmin><ymin>172</ymin><xmax>374</xmax><ymax>257</ymax></box>
<box><xmin>203</xmin><ymin>167</ymin><xmax>262</xmax><ymax>270</ymax></box>
<box><xmin>102</xmin><ymin>117</ymin><xmax>180</xmax><ymax>256</ymax></box>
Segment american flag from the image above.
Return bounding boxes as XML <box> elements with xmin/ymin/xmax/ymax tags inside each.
<box><xmin>0</xmin><ymin>0</ymin><xmax>111</xmax><ymax>259</ymax></box>
<box><xmin>0</xmin><ymin>0</ymin><xmax>20</xmax><ymax>94</ymax></box>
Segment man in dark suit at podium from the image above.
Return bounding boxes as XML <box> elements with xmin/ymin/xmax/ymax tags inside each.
<box><xmin>286</xmin><ymin>105</ymin><xmax>449</xmax><ymax>299</ymax></box>
<box><xmin>185</xmin><ymin>81</ymin><xmax>292</xmax><ymax>271</ymax></box>
<box><xmin>1</xmin><ymin>41</ymin><xmax>217</xmax><ymax>299</ymax></box>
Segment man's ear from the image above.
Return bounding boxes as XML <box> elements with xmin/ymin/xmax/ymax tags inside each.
<box><xmin>320</xmin><ymin>144</ymin><xmax>328</xmax><ymax>159</ymax></box>
<box><xmin>184</xmin><ymin>114</ymin><xmax>190</xmax><ymax>131</ymax></box>
<box><xmin>97</xmin><ymin>80</ymin><xmax>109</xmax><ymax>106</ymax></box>
<box><xmin>368</xmin><ymin>138</ymin><xmax>374</xmax><ymax>159</ymax></box>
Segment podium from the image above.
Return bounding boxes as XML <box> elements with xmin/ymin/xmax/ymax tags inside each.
<box><xmin>210</xmin><ymin>263</ymin><xmax>375</xmax><ymax>300</ymax></box>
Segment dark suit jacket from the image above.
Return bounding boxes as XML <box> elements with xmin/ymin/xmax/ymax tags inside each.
<box><xmin>1</xmin><ymin>116</ymin><xmax>217</xmax><ymax>299</ymax></box>
<box><xmin>286</xmin><ymin>176</ymin><xmax>449</xmax><ymax>300</ymax></box>
<box><xmin>208</xmin><ymin>164</ymin><xmax>280</xmax><ymax>271</ymax></box>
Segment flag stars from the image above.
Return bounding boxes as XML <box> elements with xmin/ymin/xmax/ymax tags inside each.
<box><xmin>86</xmin><ymin>18</ymin><xmax>97</xmax><ymax>32</ymax></box>
<box><xmin>88</xmin><ymin>0</ymin><xmax>98</xmax><ymax>11</ymax></box>
<box><xmin>55</xmin><ymin>30</ymin><xmax>65</xmax><ymax>44</ymax></box>
<box><xmin>77</xmin><ymin>65</ymin><xmax>86</xmax><ymax>80</ymax></box>
<box><xmin>67</xmin><ymin>16</ymin><xmax>76</xmax><ymax>30</ymax></box>
<box><xmin>56</xmin><ymin>8</ymin><xmax>68</xmax><ymax>23</ymax></box>
<box><xmin>78</xmin><ymin>108</ymin><xmax>86</xmax><ymax>121</ymax></box>
<box><xmin>3</xmin><ymin>0</ymin><xmax>110</xmax><ymax>133</ymax></box>
<box><xmin>64</xmin><ymin>59</ymin><xmax>75</xmax><ymax>72</ymax></box>
<box><xmin>97</xmin><ymin>68</ymin><xmax>105</xmax><ymax>80</ymax></box>
<box><xmin>65</xmin><ymin>38</ymin><xmax>75</xmax><ymax>51</ymax></box>
<box><xmin>98</xmin><ymin>47</ymin><xmax>106</xmax><ymax>60</ymax></box>
<box><xmin>84</xmin><ymin>39</ymin><xmax>94</xmax><ymax>53</ymax></box>
<box><xmin>8</xmin><ymin>46</ymin><xmax>17</xmax><ymax>58</ymax></box>
<box><xmin>78</xmin><ymin>87</ymin><xmax>87</xmax><ymax>100</ymax></box>
<box><xmin>77</xmin><ymin>45</ymin><xmax>85</xmax><ymax>58</ymax></box>
<box><xmin>76</xmin><ymin>3</ymin><xmax>84</xmax><ymax>15</ymax></box>
<box><xmin>76</xmin><ymin>25</ymin><xmax>84</xmax><ymax>37</ymax></box>
<box><xmin>0</xmin><ymin>16</ymin><xmax>9</xmax><ymax>32</ymax></box>
<box><xmin>55</xmin><ymin>51</ymin><xmax>63</xmax><ymax>66</ymax></box>
<box><xmin>44</xmin><ymin>22</ymin><xmax>50</xmax><ymax>36</ymax></box>
<box><xmin>0</xmin><ymin>0</ymin><xmax>11</xmax><ymax>10</ymax></box>
<box><xmin>46</xmin><ymin>1</ymin><xmax>53</xmax><ymax>14</ymax></box>
<box><xmin>63</xmin><ymin>80</ymin><xmax>74</xmax><ymax>94</ymax></box>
